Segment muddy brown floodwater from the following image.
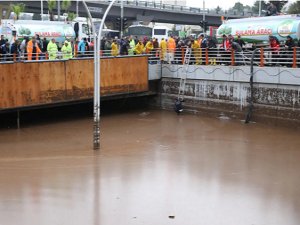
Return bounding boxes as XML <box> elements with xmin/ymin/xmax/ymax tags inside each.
<box><xmin>0</xmin><ymin>109</ymin><xmax>300</xmax><ymax>225</ymax></box>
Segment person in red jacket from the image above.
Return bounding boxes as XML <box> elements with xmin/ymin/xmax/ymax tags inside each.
<box><xmin>220</xmin><ymin>34</ymin><xmax>231</xmax><ymax>65</ymax></box>
<box><xmin>269</xmin><ymin>35</ymin><xmax>280</xmax><ymax>65</ymax></box>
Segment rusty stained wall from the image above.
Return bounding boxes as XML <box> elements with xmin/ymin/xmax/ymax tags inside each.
<box><xmin>0</xmin><ymin>57</ymin><xmax>148</xmax><ymax>110</ymax></box>
<box><xmin>160</xmin><ymin>78</ymin><xmax>300</xmax><ymax>122</ymax></box>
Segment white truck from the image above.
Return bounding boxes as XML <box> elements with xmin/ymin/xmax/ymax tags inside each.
<box><xmin>0</xmin><ymin>19</ymin><xmax>119</xmax><ymax>46</ymax></box>
<box><xmin>0</xmin><ymin>19</ymin><xmax>79</xmax><ymax>44</ymax></box>
<box><xmin>217</xmin><ymin>14</ymin><xmax>300</xmax><ymax>45</ymax></box>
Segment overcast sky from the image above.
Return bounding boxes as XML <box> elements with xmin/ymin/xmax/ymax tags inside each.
<box><xmin>186</xmin><ymin>0</ymin><xmax>256</xmax><ymax>10</ymax></box>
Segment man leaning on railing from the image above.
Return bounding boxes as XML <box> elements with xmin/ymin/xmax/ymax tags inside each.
<box><xmin>229</xmin><ymin>38</ymin><xmax>243</xmax><ymax>66</ymax></box>
<box><xmin>283</xmin><ymin>35</ymin><xmax>295</xmax><ymax>67</ymax></box>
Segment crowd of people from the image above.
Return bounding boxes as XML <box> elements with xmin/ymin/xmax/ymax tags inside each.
<box><xmin>1</xmin><ymin>32</ymin><xmax>300</xmax><ymax>66</ymax></box>
<box><xmin>99</xmin><ymin>34</ymin><xmax>225</xmax><ymax>65</ymax></box>
<box><xmin>0</xmin><ymin>34</ymin><xmax>74</xmax><ymax>61</ymax></box>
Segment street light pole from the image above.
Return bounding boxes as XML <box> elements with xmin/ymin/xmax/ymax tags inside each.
<box><xmin>57</xmin><ymin>0</ymin><xmax>61</xmax><ymax>20</ymax></box>
<box><xmin>203</xmin><ymin>0</ymin><xmax>205</xmax><ymax>22</ymax></box>
<box><xmin>92</xmin><ymin>0</ymin><xmax>116</xmax><ymax>150</ymax></box>
<box><xmin>121</xmin><ymin>0</ymin><xmax>124</xmax><ymax>37</ymax></box>
<box><xmin>41</xmin><ymin>0</ymin><xmax>43</xmax><ymax>21</ymax></box>
<box><xmin>202</xmin><ymin>0</ymin><xmax>206</xmax><ymax>33</ymax></box>
<box><xmin>82</xmin><ymin>0</ymin><xmax>99</xmax><ymax>150</ymax></box>
<box><xmin>76</xmin><ymin>0</ymin><xmax>79</xmax><ymax>17</ymax></box>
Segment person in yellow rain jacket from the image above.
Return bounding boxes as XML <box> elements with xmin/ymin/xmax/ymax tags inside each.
<box><xmin>27</xmin><ymin>36</ymin><xmax>41</xmax><ymax>60</ymax></box>
<box><xmin>128</xmin><ymin>36</ymin><xmax>136</xmax><ymax>55</ymax></box>
<box><xmin>144</xmin><ymin>40</ymin><xmax>154</xmax><ymax>54</ymax></box>
<box><xmin>191</xmin><ymin>39</ymin><xmax>201</xmax><ymax>65</ymax></box>
<box><xmin>47</xmin><ymin>38</ymin><xmax>58</xmax><ymax>60</ymax></box>
<box><xmin>61</xmin><ymin>40</ymin><xmax>73</xmax><ymax>59</ymax></box>
<box><xmin>111</xmin><ymin>39</ymin><xmax>119</xmax><ymax>56</ymax></box>
<box><xmin>160</xmin><ymin>38</ymin><xmax>167</xmax><ymax>63</ymax></box>
<box><xmin>197</xmin><ymin>34</ymin><xmax>205</xmax><ymax>64</ymax></box>
<box><xmin>134</xmin><ymin>40</ymin><xmax>144</xmax><ymax>55</ymax></box>
<box><xmin>167</xmin><ymin>35</ymin><xmax>176</xmax><ymax>63</ymax></box>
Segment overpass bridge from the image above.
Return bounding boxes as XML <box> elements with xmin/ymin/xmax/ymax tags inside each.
<box><xmin>10</xmin><ymin>0</ymin><xmax>247</xmax><ymax>27</ymax></box>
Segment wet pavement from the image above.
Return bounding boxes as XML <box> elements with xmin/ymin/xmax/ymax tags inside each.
<box><xmin>0</xmin><ymin>109</ymin><xmax>300</xmax><ymax>225</ymax></box>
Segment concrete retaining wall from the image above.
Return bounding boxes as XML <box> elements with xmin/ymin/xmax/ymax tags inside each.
<box><xmin>159</xmin><ymin>64</ymin><xmax>300</xmax><ymax>126</ymax></box>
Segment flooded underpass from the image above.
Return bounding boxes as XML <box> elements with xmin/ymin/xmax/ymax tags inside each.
<box><xmin>0</xmin><ymin>107</ymin><xmax>300</xmax><ymax>225</ymax></box>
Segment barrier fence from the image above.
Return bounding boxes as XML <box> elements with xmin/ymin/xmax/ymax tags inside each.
<box><xmin>0</xmin><ymin>57</ymin><xmax>149</xmax><ymax>110</ymax></box>
<box><xmin>1</xmin><ymin>47</ymin><xmax>300</xmax><ymax>68</ymax></box>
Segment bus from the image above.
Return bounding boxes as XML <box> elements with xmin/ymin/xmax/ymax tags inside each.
<box><xmin>93</xmin><ymin>21</ymin><xmax>120</xmax><ymax>38</ymax></box>
<box><xmin>127</xmin><ymin>24</ymin><xmax>152</xmax><ymax>40</ymax></box>
<box><xmin>152</xmin><ymin>25</ymin><xmax>169</xmax><ymax>42</ymax></box>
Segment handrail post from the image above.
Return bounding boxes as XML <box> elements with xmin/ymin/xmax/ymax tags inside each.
<box><xmin>231</xmin><ymin>49</ymin><xmax>235</xmax><ymax>66</ymax></box>
<box><xmin>13</xmin><ymin>53</ymin><xmax>16</xmax><ymax>62</ymax></box>
<box><xmin>205</xmin><ymin>48</ymin><xmax>209</xmax><ymax>65</ymax></box>
<box><xmin>292</xmin><ymin>47</ymin><xmax>297</xmax><ymax>68</ymax></box>
<box><xmin>260</xmin><ymin>47</ymin><xmax>264</xmax><ymax>67</ymax></box>
<box><xmin>181</xmin><ymin>47</ymin><xmax>185</xmax><ymax>65</ymax></box>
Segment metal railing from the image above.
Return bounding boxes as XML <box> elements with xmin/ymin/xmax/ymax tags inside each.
<box><xmin>93</xmin><ymin>0</ymin><xmax>246</xmax><ymax>16</ymax></box>
<box><xmin>1</xmin><ymin>47</ymin><xmax>299</xmax><ymax>68</ymax></box>
<box><xmin>146</xmin><ymin>47</ymin><xmax>300</xmax><ymax>68</ymax></box>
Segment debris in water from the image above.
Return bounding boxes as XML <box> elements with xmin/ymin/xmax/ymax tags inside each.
<box><xmin>169</xmin><ymin>215</ymin><xmax>175</xmax><ymax>219</ymax></box>
<box><xmin>139</xmin><ymin>112</ymin><xmax>150</xmax><ymax>117</ymax></box>
<box><xmin>241</xmin><ymin>120</ymin><xmax>256</xmax><ymax>124</ymax></box>
<box><xmin>218</xmin><ymin>114</ymin><xmax>231</xmax><ymax>120</ymax></box>
<box><xmin>159</xmin><ymin>145</ymin><xmax>169</xmax><ymax>150</ymax></box>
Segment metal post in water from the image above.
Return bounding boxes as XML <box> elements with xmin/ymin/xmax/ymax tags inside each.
<box><xmin>82</xmin><ymin>0</ymin><xmax>99</xmax><ymax>150</ymax></box>
<box><xmin>82</xmin><ymin>0</ymin><xmax>116</xmax><ymax>150</ymax></box>
<box><xmin>17</xmin><ymin>110</ymin><xmax>20</xmax><ymax>129</ymax></box>
<box><xmin>245</xmin><ymin>48</ymin><xmax>260</xmax><ymax>124</ymax></box>
<box><xmin>93</xmin><ymin>0</ymin><xmax>116</xmax><ymax>150</ymax></box>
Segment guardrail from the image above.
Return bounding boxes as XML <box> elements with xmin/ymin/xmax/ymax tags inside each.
<box><xmin>1</xmin><ymin>47</ymin><xmax>299</xmax><ymax>68</ymax></box>
<box><xmin>94</xmin><ymin>0</ymin><xmax>248</xmax><ymax>16</ymax></box>
<box><xmin>147</xmin><ymin>47</ymin><xmax>300</xmax><ymax>68</ymax></box>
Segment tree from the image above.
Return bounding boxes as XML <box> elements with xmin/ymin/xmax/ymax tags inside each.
<box><xmin>252</xmin><ymin>0</ymin><xmax>267</xmax><ymax>14</ymax></box>
<box><xmin>67</xmin><ymin>12</ymin><xmax>76</xmax><ymax>21</ymax></box>
<box><xmin>215</xmin><ymin>6</ymin><xmax>221</xmax><ymax>14</ymax></box>
<box><xmin>48</xmin><ymin>0</ymin><xmax>56</xmax><ymax>21</ymax></box>
<box><xmin>244</xmin><ymin>5</ymin><xmax>251</xmax><ymax>11</ymax></box>
<box><xmin>269</xmin><ymin>1</ymin><xmax>288</xmax><ymax>13</ymax></box>
<box><xmin>287</xmin><ymin>2</ymin><xmax>300</xmax><ymax>14</ymax></box>
<box><xmin>61</xmin><ymin>0</ymin><xmax>73</xmax><ymax>21</ymax></box>
<box><xmin>61</xmin><ymin>0</ymin><xmax>71</xmax><ymax>13</ymax></box>
<box><xmin>231</xmin><ymin>2</ymin><xmax>244</xmax><ymax>13</ymax></box>
<box><xmin>10</xmin><ymin>3</ymin><xmax>25</xmax><ymax>20</ymax></box>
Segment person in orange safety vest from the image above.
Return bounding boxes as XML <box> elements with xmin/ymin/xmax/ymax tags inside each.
<box><xmin>27</xmin><ymin>36</ymin><xmax>41</xmax><ymax>60</ymax></box>
<box><xmin>167</xmin><ymin>35</ymin><xmax>176</xmax><ymax>64</ymax></box>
